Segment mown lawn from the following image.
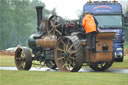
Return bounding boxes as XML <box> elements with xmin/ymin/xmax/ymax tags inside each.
<box><xmin>0</xmin><ymin>48</ymin><xmax>128</xmax><ymax>85</ymax></box>
<box><xmin>0</xmin><ymin>55</ymin><xmax>15</xmax><ymax>67</ymax></box>
<box><xmin>111</xmin><ymin>54</ymin><xmax>128</xmax><ymax>69</ymax></box>
<box><xmin>0</xmin><ymin>70</ymin><xmax>128</xmax><ymax>85</ymax></box>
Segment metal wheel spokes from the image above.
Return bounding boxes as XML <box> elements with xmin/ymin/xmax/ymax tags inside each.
<box><xmin>15</xmin><ymin>48</ymin><xmax>32</xmax><ymax>70</ymax></box>
<box><xmin>55</xmin><ymin>36</ymin><xmax>84</xmax><ymax>72</ymax></box>
<box><xmin>19</xmin><ymin>51</ymin><xmax>26</xmax><ymax>68</ymax></box>
<box><xmin>55</xmin><ymin>37</ymin><xmax>77</xmax><ymax>71</ymax></box>
<box><xmin>62</xmin><ymin>60</ymin><xmax>72</xmax><ymax>71</ymax></box>
<box><xmin>18</xmin><ymin>60</ymin><xmax>25</xmax><ymax>69</ymax></box>
<box><xmin>15</xmin><ymin>49</ymin><xmax>26</xmax><ymax>69</ymax></box>
<box><xmin>97</xmin><ymin>63</ymin><xmax>106</xmax><ymax>69</ymax></box>
<box><xmin>45</xmin><ymin>60</ymin><xmax>57</xmax><ymax>69</ymax></box>
<box><xmin>48</xmin><ymin>15</ymin><xmax>64</xmax><ymax>38</ymax></box>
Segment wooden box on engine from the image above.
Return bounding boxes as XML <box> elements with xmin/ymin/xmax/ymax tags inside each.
<box><xmin>85</xmin><ymin>32</ymin><xmax>115</xmax><ymax>63</ymax></box>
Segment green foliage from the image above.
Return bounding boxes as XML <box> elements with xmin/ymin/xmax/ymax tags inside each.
<box><xmin>124</xmin><ymin>5</ymin><xmax>128</xmax><ymax>42</ymax></box>
<box><xmin>0</xmin><ymin>0</ymin><xmax>35</xmax><ymax>50</ymax></box>
<box><xmin>0</xmin><ymin>0</ymin><xmax>14</xmax><ymax>49</ymax></box>
<box><xmin>12</xmin><ymin>0</ymin><xmax>36</xmax><ymax>46</ymax></box>
<box><xmin>0</xmin><ymin>0</ymin><xmax>56</xmax><ymax>50</ymax></box>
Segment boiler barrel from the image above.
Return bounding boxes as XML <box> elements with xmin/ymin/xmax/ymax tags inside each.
<box><xmin>36</xmin><ymin>36</ymin><xmax>57</xmax><ymax>48</ymax></box>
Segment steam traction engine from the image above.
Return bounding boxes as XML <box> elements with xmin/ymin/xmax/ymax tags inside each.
<box><xmin>15</xmin><ymin>6</ymin><xmax>115</xmax><ymax>72</ymax></box>
<box><xmin>15</xmin><ymin>6</ymin><xmax>64</xmax><ymax>70</ymax></box>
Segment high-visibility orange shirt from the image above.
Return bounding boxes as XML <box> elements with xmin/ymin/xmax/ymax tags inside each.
<box><xmin>82</xmin><ymin>14</ymin><xmax>96</xmax><ymax>33</ymax></box>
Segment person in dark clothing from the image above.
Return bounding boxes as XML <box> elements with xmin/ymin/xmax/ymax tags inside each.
<box><xmin>82</xmin><ymin>12</ymin><xmax>98</xmax><ymax>51</ymax></box>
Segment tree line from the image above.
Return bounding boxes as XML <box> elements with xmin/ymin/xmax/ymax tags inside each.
<box><xmin>124</xmin><ymin>5</ymin><xmax>128</xmax><ymax>43</ymax></box>
<box><xmin>0</xmin><ymin>0</ymin><xmax>56</xmax><ymax>50</ymax></box>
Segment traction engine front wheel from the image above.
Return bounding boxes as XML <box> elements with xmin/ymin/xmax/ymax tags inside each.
<box><xmin>15</xmin><ymin>47</ymin><xmax>32</xmax><ymax>70</ymax></box>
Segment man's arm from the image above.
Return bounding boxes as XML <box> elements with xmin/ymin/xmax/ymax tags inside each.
<box><xmin>82</xmin><ymin>17</ymin><xmax>86</xmax><ymax>28</ymax></box>
<box><xmin>93</xmin><ymin>16</ymin><xmax>98</xmax><ymax>26</ymax></box>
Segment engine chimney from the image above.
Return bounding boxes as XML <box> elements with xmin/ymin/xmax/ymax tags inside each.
<box><xmin>36</xmin><ymin>6</ymin><xmax>43</xmax><ymax>32</ymax></box>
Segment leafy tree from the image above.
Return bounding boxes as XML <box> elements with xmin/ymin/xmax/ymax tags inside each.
<box><xmin>0</xmin><ymin>0</ymin><xmax>14</xmax><ymax>50</ymax></box>
<box><xmin>0</xmin><ymin>0</ymin><xmax>55</xmax><ymax>50</ymax></box>
<box><xmin>0</xmin><ymin>0</ymin><xmax>35</xmax><ymax>50</ymax></box>
<box><xmin>12</xmin><ymin>0</ymin><xmax>36</xmax><ymax>46</ymax></box>
<box><xmin>124</xmin><ymin>5</ymin><xmax>128</xmax><ymax>42</ymax></box>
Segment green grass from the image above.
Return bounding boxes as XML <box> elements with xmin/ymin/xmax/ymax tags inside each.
<box><xmin>0</xmin><ymin>70</ymin><xmax>128</xmax><ymax>85</ymax></box>
<box><xmin>124</xmin><ymin>41</ymin><xmax>128</xmax><ymax>49</ymax></box>
<box><xmin>112</xmin><ymin>59</ymin><xmax>128</xmax><ymax>69</ymax></box>
<box><xmin>111</xmin><ymin>54</ymin><xmax>128</xmax><ymax>69</ymax></box>
<box><xmin>0</xmin><ymin>48</ymin><xmax>128</xmax><ymax>85</ymax></box>
<box><xmin>0</xmin><ymin>55</ymin><xmax>43</xmax><ymax>67</ymax></box>
<box><xmin>0</xmin><ymin>57</ymin><xmax>15</xmax><ymax>67</ymax></box>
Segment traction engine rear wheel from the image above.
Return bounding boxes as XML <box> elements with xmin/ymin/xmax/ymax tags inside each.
<box><xmin>89</xmin><ymin>62</ymin><xmax>113</xmax><ymax>71</ymax></box>
<box><xmin>15</xmin><ymin>47</ymin><xmax>32</xmax><ymax>70</ymax></box>
<box><xmin>55</xmin><ymin>36</ymin><xmax>84</xmax><ymax>72</ymax></box>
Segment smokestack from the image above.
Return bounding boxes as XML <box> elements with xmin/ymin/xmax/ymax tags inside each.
<box><xmin>36</xmin><ymin>6</ymin><xmax>43</xmax><ymax>32</ymax></box>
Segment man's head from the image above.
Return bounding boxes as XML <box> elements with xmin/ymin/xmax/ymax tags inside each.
<box><xmin>85</xmin><ymin>11</ymin><xmax>93</xmax><ymax>15</ymax></box>
<box><xmin>85</xmin><ymin>11</ymin><xmax>89</xmax><ymax>15</ymax></box>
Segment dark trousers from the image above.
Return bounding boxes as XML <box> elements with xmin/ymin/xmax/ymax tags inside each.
<box><xmin>86</xmin><ymin>32</ymin><xmax>96</xmax><ymax>50</ymax></box>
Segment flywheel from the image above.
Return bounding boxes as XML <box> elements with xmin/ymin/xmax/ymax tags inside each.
<box><xmin>47</xmin><ymin>15</ymin><xmax>64</xmax><ymax>38</ymax></box>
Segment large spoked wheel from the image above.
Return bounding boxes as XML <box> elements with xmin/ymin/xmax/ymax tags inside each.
<box><xmin>45</xmin><ymin>60</ymin><xmax>57</xmax><ymax>69</ymax></box>
<box><xmin>55</xmin><ymin>36</ymin><xmax>84</xmax><ymax>72</ymax></box>
<box><xmin>15</xmin><ymin>47</ymin><xmax>32</xmax><ymax>70</ymax></box>
<box><xmin>89</xmin><ymin>61</ymin><xmax>113</xmax><ymax>71</ymax></box>
<box><xmin>47</xmin><ymin>15</ymin><xmax>64</xmax><ymax>38</ymax></box>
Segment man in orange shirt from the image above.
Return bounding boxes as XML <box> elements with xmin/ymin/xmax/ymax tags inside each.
<box><xmin>82</xmin><ymin>12</ymin><xmax>98</xmax><ymax>51</ymax></box>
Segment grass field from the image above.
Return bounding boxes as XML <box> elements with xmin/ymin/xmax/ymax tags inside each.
<box><xmin>0</xmin><ymin>49</ymin><xmax>128</xmax><ymax>85</ymax></box>
<box><xmin>0</xmin><ymin>70</ymin><xmax>128</xmax><ymax>85</ymax></box>
<box><xmin>0</xmin><ymin>55</ymin><xmax>15</xmax><ymax>67</ymax></box>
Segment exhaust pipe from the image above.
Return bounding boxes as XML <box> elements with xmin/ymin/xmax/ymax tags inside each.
<box><xmin>36</xmin><ymin>6</ymin><xmax>43</xmax><ymax>32</ymax></box>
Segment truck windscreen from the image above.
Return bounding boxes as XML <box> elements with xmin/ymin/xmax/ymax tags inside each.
<box><xmin>94</xmin><ymin>15</ymin><xmax>122</xmax><ymax>28</ymax></box>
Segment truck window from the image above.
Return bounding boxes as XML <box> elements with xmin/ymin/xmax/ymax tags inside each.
<box><xmin>94</xmin><ymin>15</ymin><xmax>122</xmax><ymax>28</ymax></box>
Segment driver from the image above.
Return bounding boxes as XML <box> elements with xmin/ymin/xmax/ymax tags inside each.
<box><xmin>82</xmin><ymin>12</ymin><xmax>98</xmax><ymax>52</ymax></box>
